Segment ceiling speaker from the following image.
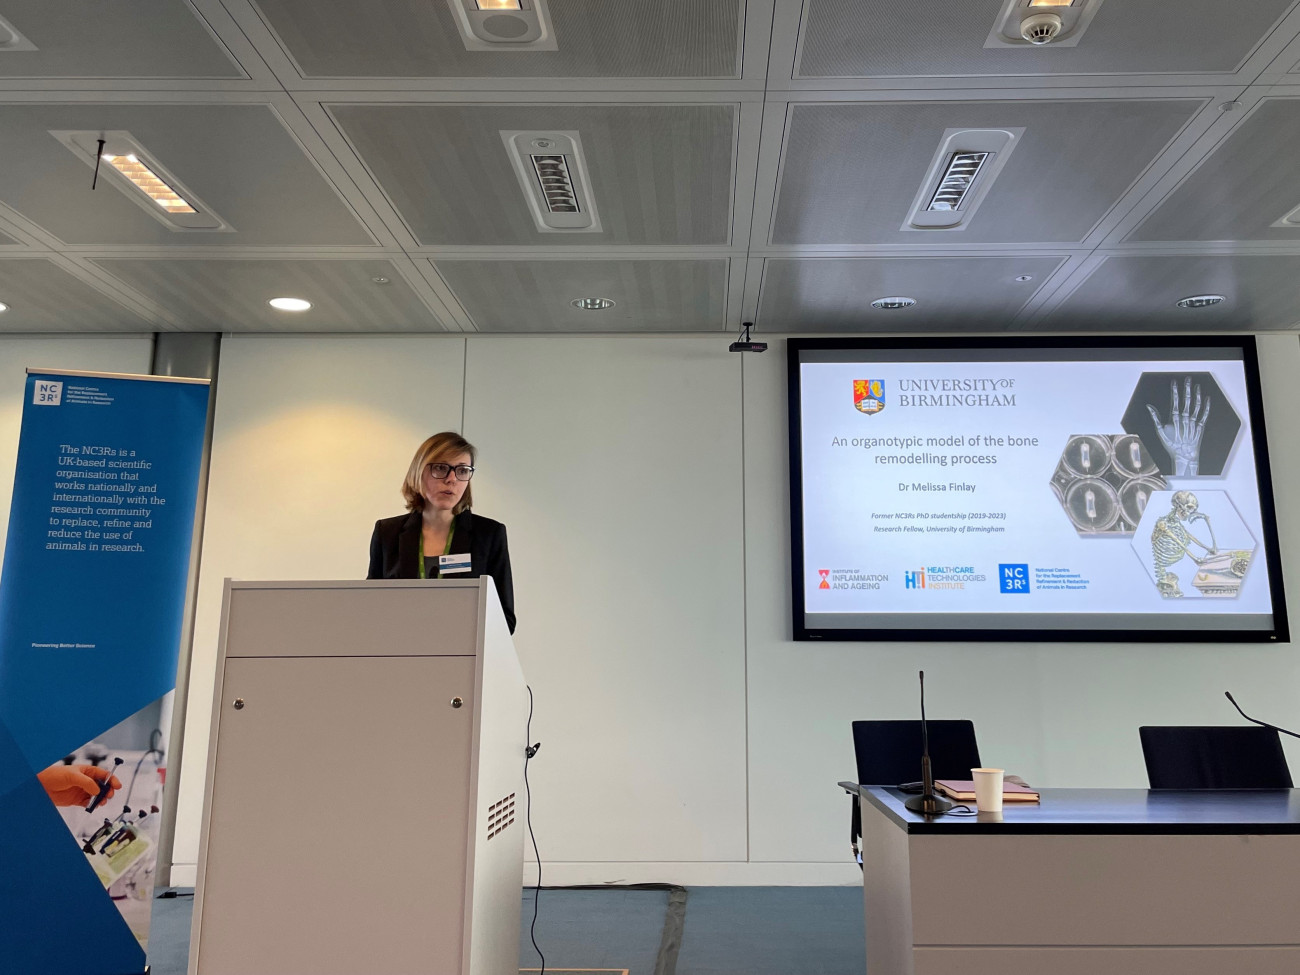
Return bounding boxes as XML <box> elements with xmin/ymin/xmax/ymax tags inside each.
<box><xmin>480</xmin><ymin>14</ymin><xmax>532</xmax><ymax>40</ymax></box>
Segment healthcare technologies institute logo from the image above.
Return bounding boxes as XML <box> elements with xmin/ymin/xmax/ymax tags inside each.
<box><xmin>854</xmin><ymin>379</ymin><xmax>885</xmax><ymax>415</ymax></box>
<box><xmin>905</xmin><ymin>565</ymin><xmax>987</xmax><ymax>591</ymax></box>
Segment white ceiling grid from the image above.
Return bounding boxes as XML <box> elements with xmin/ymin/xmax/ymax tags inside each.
<box><xmin>0</xmin><ymin>1</ymin><xmax>1299</xmax><ymax>334</ymax></box>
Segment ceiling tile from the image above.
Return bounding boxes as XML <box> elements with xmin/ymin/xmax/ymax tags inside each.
<box><xmin>772</xmin><ymin>100</ymin><xmax>1199</xmax><ymax>245</ymax></box>
<box><xmin>796</xmin><ymin>0</ymin><xmax>1292</xmax><ymax>79</ymax></box>
<box><xmin>254</xmin><ymin>0</ymin><xmax>741</xmax><ymax>79</ymax></box>
<box><xmin>0</xmin><ymin>105</ymin><xmax>373</xmax><ymax>247</ymax></box>
<box><xmin>0</xmin><ymin>259</ymin><xmax>153</xmax><ymax>332</ymax></box>
<box><xmin>0</xmin><ymin>1</ymin><xmax>244</xmax><ymax>79</ymax></box>
<box><xmin>92</xmin><ymin>259</ymin><xmax>445</xmax><ymax>332</ymax></box>
<box><xmin>1130</xmin><ymin>99</ymin><xmax>1300</xmax><ymax>242</ymax></box>
<box><xmin>333</xmin><ymin>103</ymin><xmax>735</xmax><ymax>246</ymax></box>
<box><xmin>434</xmin><ymin>259</ymin><xmax>727</xmax><ymax>331</ymax></box>
<box><xmin>1044</xmin><ymin>255</ymin><xmax>1300</xmax><ymax>330</ymax></box>
<box><xmin>758</xmin><ymin>257</ymin><xmax>1064</xmax><ymax>332</ymax></box>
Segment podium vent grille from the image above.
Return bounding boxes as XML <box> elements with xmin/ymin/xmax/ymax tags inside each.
<box><xmin>487</xmin><ymin>792</ymin><xmax>516</xmax><ymax>839</ymax></box>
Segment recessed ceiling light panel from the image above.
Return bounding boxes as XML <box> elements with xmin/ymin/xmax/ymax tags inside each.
<box><xmin>1176</xmin><ymin>295</ymin><xmax>1225</xmax><ymax>309</ymax></box>
<box><xmin>50</xmin><ymin>130</ymin><xmax>230</xmax><ymax>232</ymax></box>
<box><xmin>502</xmin><ymin>130</ymin><xmax>602</xmax><ymax>233</ymax></box>
<box><xmin>903</xmin><ymin>128</ymin><xmax>1023</xmax><ymax>231</ymax></box>
<box><xmin>571</xmin><ymin>297</ymin><xmax>615</xmax><ymax>310</ymax></box>
<box><xmin>269</xmin><ymin>297</ymin><xmax>312</xmax><ymax>312</ymax></box>
<box><xmin>871</xmin><ymin>297</ymin><xmax>917</xmax><ymax>310</ymax></box>
<box><xmin>447</xmin><ymin>0</ymin><xmax>557</xmax><ymax>51</ymax></box>
<box><xmin>986</xmin><ymin>0</ymin><xmax>1104</xmax><ymax>49</ymax></box>
<box><xmin>0</xmin><ymin>14</ymin><xmax>37</xmax><ymax>52</ymax></box>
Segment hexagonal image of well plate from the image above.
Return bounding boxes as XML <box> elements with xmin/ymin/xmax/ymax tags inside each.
<box><xmin>1050</xmin><ymin>433</ymin><xmax>1167</xmax><ymax>535</ymax></box>
<box><xmin>1130</xmin><ymin>489</ymin><xmax>1257</xmax><ymax>599</ymax></box>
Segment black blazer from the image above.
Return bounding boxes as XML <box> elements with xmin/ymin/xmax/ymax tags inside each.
<box><xmin>367</xmin><ymin>510</ymin><xmax>516</xmax><ymax>634</ymax></box>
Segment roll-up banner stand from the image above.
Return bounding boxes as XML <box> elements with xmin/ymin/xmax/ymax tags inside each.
<box><xmin>0</xmin><ymin>370</ymin><xmax>209</xmax><ymax>975</ymax></box>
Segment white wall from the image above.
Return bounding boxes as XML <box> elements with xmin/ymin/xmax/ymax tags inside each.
<box><xmin>0</xmin><ymin>336</ymin><xmax>154</xmax><ymax>558</ymax></box>
<box><xmin>170</xmin><ymin>331</ymin><xmax>1300</xmax><ymax>887</ymax></box>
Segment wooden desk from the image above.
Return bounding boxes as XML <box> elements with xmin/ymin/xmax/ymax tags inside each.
<box><xmin>856</xmin><ymin>786</ymin><xmax>1300</xmax><ymax>975</ymax></box>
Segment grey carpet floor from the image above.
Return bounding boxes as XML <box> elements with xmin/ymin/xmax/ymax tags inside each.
<box><xmin>146</xmin><ymin>885</ymin><xmax>863</xmax><ymax>974</ymax></box>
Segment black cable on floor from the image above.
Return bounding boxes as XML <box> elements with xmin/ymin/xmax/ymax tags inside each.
<box><xmin>524</xmin><ymin>685</ymin><xmax>545</xmax><ymax>975</ymax></box>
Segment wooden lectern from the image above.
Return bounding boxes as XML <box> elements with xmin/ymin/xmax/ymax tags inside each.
<box><xmin>189</xmin><ymin>579</ymin><xmax>529</xmax><ymax>975</ymax></box>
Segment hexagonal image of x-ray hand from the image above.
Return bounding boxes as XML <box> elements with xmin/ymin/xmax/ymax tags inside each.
<box><xmin>1130</xmin><ymin>489</ymin><xmax>1257</xmax><ymax>599</ymax></box>
<box><xmin>1121</xmin><ymin>373</ymin><xmax>1241</xmax><ymax>477</ymax></box>
<box><xmin>1050</xmin><ymin>433</ymin><xmax>1167</xmax><ymax>535</ymax></box>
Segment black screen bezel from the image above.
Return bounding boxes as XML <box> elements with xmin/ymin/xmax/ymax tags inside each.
<box><xmin>787</xmin><ymin>335</ymin><xmax>1290</xmax><ymax>643</ymax></box>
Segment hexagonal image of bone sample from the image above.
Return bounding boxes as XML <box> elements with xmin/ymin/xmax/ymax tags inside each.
<box><xmin>1050</xmin><ymin>433</ymin><xmax>1167</xmax><ymax>535</ymax></box>
<box><xmin>1120</xmin><ymin>372</ymin><xmax>1241</xmax><ymax>477</ymax></box>
<box><xmin>1130</xmin><ymin>489</ymin><xmax>1256</xmax><ymax>598</ymax></box>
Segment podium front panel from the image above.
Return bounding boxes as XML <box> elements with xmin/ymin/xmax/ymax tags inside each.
<box><xmin>195</xmin><ymin>655</ymin><xmax>476</xmax><ymax>975</ymax></box>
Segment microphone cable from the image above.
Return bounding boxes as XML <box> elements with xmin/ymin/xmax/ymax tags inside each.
<box><xmin>524</xmin><ymin>685</ymin><xmax>545</xmax><ymax>975</ymax></box>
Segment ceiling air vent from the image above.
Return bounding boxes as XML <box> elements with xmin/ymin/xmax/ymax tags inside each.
<box><xmin>51</xmin><ymin>130</ymin><xmax>230</xmax><ymax>232</ymax></box>
<box><xmin>501</xmin><ymin>130</ymin><xmax>601</xmax><ymax>233</ymax></box>
<box><xmin>985</xmin><ymin>0</ymin><xmax>1106</xmax><ymax>49</ymax></box>
<box><xmin>903</xmin><ymin>128</ymin><xmax>1023</xmax><ymax>231</ymax></box>
<box><xmin>447</xmin><ymin>0</ymin><xmax>557</xmax><ymax>52</ymax></box>
<box><xmin>0</xmin><ymin>14</ymin><xmax>37</xmax><ymax>51</ymax></box>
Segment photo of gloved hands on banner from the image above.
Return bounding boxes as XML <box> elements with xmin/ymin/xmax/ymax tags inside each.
<box><xmin>34</xmin><ymin>696</ymin><xmax>171</xmax><ymax>947</ymax></box>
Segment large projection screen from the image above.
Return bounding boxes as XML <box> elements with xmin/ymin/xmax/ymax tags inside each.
<box><xmin>788</xmin><ymin>337</ymin><xmax>1288</xmax><ymax>642</ymax></box>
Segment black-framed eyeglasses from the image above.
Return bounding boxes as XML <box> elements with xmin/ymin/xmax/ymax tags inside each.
<box><xmin>425</xmin><ymin>463</ymin><xmax>475</xmax><ymax>481</ymax></box>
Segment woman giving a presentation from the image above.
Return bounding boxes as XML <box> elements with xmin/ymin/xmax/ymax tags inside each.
<box><xmin>367</xmin><ymin>432</ymin><xmax>516</xmax><ymax>633</ymax></box>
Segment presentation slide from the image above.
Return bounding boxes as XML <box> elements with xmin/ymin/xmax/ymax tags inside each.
<box><xmin>791</xmin><ymin>341</ymin><xmax>1286</xmax><ymax>639</ymax></box>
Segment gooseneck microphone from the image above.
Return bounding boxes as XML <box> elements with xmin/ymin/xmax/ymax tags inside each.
<box><xmin>905</xmin><ymin>671</ymin><xmax>953</xmax><ymax>816</ymax></box>
<box><xmin>1225</xmin><ymin>691</ymin><xmax>1300</xmax><ymax>740</ymax></box>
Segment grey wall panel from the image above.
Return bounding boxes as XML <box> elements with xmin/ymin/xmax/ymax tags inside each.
<box><xmin>0</xmin><ymin>1</ymin><xmax>244</xmax><ymax>79</ymax></box>
<box><xmin>1044</xmin><ymin>256</ymin><xmax>1300</xmax><ymax>330</ymax></box>
<box><xmin>435</xmin><ymin>259</ymin><xmax>727</xmax><ymax>331</ymax></box>
<box><xmin>797</xmin><ymin>0</ymin><xmax>1292</xmax><ymax>78</ymax></box>
<box><xmin>0</xmin><ymin>105</ymin><xmax>372</xmax><ymax>247</ymax></box>
<box><xmin>0</xmin><ymin>259</ymin><xmax>153</xmax><ymax>332</ymax></box>
<box><xmin>758</xmin><ymin>257</ymin><xmax>1064</xmax><ymax>332</ymax></box>
<box><xmin>93</xmin><ymin>259</ymin><xmax>444</xmax><ymax>332</ymax></box>
<box><xmin>1132</xmin><ymin>100</ymin><xmax>1300</xmax><ymax>242</ymax></box>
<box><xmin>332</xmin><ymin>104</ymin><xmax>734</xmax><ymax>246</ymax></box>
<box><xmin>771</xmin><ymin>101</ymin><xmax>1200</xmax><ymax>245</ymax></box>
<box><xmin>256</xmin><ymin>0</ymin><xmax>741</xmax><ymax>78</ymax></box>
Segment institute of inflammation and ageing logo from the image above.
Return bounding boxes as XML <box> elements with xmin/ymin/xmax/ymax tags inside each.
<box><xmin>854</xmin><ymin>379</ymin><xmax>885</xmax><ymax>415</ymax></box>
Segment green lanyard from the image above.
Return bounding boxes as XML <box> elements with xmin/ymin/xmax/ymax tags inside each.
<box><xmin>417</xmin><ymin>524</ymin><xmax>455</xmax><ymax>579</ymax></box>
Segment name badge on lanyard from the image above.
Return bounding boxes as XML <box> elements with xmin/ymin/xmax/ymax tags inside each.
<box><xmin>439</xmin><ymin>553</ymin><xmax>472</xmax><ymax>575</ymax></box>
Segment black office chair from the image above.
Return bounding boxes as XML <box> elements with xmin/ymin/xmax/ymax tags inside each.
<box><xmin>847</xmin><ymin>719</ymin><xmax>981</xmax><ymax>863</ymax></box>
<box><xmin>1139</xmin><ymin>725</ymin><xmax>1293</xmax><ymax>789</ymax></box>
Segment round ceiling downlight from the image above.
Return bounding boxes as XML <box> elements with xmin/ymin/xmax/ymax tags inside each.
<box><xmin>571</xmin><ymin>297</ymin><xmax>616</xmax><ymax>310</ymax></box>
<box><xmin>0</xmin><ymin>302</ymin><xmax>8</xmax><ymax>313</ymax></box>
<box><xmin>1176</xmin><ymin>294</ymin><xmax>1225</xmax><ymax>309</ymax></box>
<box><xmin>269</xmin><ymin>297</ymin><xmax>312</xmax><ymax>312</ymax></box>
<box><xmin>871</xmin><ymin>296</ymin><xmax>917</xmax><ymax>310</ymax></box>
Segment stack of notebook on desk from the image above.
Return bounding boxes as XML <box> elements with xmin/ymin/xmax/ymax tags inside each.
<box><xmin>934</xmin><ymin>779</ymin><xmax>1041</xmax><ymax>802</ymax></box>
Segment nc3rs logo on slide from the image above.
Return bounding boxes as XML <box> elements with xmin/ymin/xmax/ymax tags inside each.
<box><xmin>854</xmin><ymin>379</ymin><xmax>885</xmax><ymax>415</ymax></box>
<box><xmin>999</xmin><ymin>564</ymin><xmax>1030</xmax><ymax>593</ymax></box>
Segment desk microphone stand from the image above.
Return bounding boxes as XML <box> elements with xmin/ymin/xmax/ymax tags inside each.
<box><xmin>904</xmin><ymin>671</ymin><xmax>953</xmax><ymax>816</ymax></box>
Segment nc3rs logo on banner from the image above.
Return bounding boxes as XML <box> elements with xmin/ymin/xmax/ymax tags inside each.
<box><xmin>853</xmin><ymin>379</ymin><xmax>884</xmax><ymax>415</ymax></box>
<box><xmin>32</xmin><ymin>381</ymin><xmax>62</xmax><ymax>406</ymax></box>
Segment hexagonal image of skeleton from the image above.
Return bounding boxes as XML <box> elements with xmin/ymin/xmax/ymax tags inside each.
<box><xmin>1120</xmin><ymin>372</ymin><xmax>1241</xmax><ymax>477</ymax></box>
<box><xmin>1049</xmin><ymin>433</ymin><xmax>1167</xmax><ymax>535</ymax></box>
<box><xmin>1130</xmin><ymin>489</ymin><xmax>1257</xmax><ymax>598</ymax></box>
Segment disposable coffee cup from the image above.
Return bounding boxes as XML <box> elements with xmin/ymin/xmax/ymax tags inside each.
<box><xmin>972</xmin><ymin>768</ymin><xmax>1005</xmax><ymax>812</ymax></box>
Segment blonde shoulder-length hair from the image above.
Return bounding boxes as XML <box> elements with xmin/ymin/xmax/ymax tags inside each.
<box><xmin>401</xmin><ymin>432</ymin><xmax>476</xmax><ymax>514</ymax></box>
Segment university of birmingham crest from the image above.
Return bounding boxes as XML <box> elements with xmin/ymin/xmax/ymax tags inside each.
<box><xmin>854</xmin><ymin>379</ymin><xmax>884</xmax><ymax>415</ymax></box>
